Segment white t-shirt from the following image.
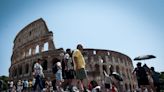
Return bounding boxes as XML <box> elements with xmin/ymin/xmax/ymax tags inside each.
<box><xmin>64</xmin><ymin>53</ymin><xmax>73</xmax><ymax>70</ymax></box>
<box><xmin>10</xmin><ymin>81</ymin><xmax>14</xmax><ymax>88</ymax></box>
<box><xmin>92</xmin><ymin>86</ymin><xmax>101</xmax><ymax>92</ymax></box>
<box><xmin>34</xmin><ymin>63</ymin><xmax>43</xmax><ymax>76</ymax></box>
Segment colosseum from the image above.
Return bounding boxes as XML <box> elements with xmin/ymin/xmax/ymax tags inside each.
<box><xmin>9</xmin><ymin>18</ymin><xmax>137</xmax><ymax>91</ymax></box>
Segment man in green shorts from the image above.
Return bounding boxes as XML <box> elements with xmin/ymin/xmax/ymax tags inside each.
<box><xmin>73</xmin><ymin>44</ymin><xmax>87</xmax><ymax>92</ymax></box>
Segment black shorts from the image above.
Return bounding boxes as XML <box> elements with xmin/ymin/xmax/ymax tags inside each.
<box><xmin>105</xmin><ymin>83</ymin><xmax>110</xmax><ymax>89</ymax></box>
<box><xmin>66</xmin><ymin>70</ymin><xmax>75</xmax><ymax>79</ymax></box>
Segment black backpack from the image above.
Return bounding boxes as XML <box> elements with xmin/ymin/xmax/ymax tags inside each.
<box><xmin>52</xmin><ymin>63</ymin><xmax>58</xmax><ymax>74</ymax></box>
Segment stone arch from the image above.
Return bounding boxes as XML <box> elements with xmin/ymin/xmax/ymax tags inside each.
<box><xmin>129</xmin><ymin>84</ymin><xmax>132</xmax><ymax>91</ymax></box>
<box><xmin>15</xmin><ymin>68</ymin><xmax>17</xmax><ymax>76</ymax></box>
<box><xmin>102</xmin><ymin>65</ymin><xmax>108</xmax><ymax>74</ymax></box>
<box><xmin>22</xmin><ymin>51</ymin><xmax>25</xmax><ymax>58</ymax></box>
<box><xmin>110</xmin><ymin>65</ymin><xmax>114</xmax><ymax>74</ymax></box>
<box><xmin>126</xmin><ymin>68</ymin><xmax>129</xmax><ymax>79</ymax></box>
<box><xmin>35</xmin><ymin>45</ymin><xmax>39</xmax><ymax>54</ymax></box>
<box><xmin>125</xmin><ymin>83</ymin><xmax>128</xmax><ymax>91</ymax></box>
<box><xmin>94</xmin><ymin>64</ymin><xmax>100</xmax><ymax>75</ymax></box>
<box><xmin>43</xmin><ymin>42</ymin><xmax>49</xmax><ymax>51</ymax></box>
<box><xmin>18</xmin><ymin>65</ymin><xmax>22</xmax><ymax>75</ymax></box>
<box><xmin>42</xmin><ymin>59</ymin><xmax>48</xmax><ymax>70</ymax></box>
<box><xmin>25</xmin><ymin>64</ymin><xmax>29</xmax><ymax>74</ymax></box>
<box><xmin>122</xmin><ymin>67</ymin><xmax>125</xmax><ymax>78</ymax></box>
<box><xmin>101</xmin><ymin>56</ymin><xmax>106</xmax><ymax>63</ymax></box>
<box><xmin>116</xmin><ymin>65</ymin><xmax>120</xmax><ymax>74</ymax></box>
<box><xmin>29</xmin><ymin>48</ymin><xmax>32</xmax><ymax>56</ymax></box>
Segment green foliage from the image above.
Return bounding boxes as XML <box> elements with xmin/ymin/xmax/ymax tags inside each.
<box><xmin>160</xmin><ymin>72</ymin><xmax>164</xmax><ymax>79</ymax></box>
<box><xmin>160</xmin><ymin>72</ymin><xmax>164</xmax><ymax>90</ymax></box>
<box><xmin>0</xmin><ymin>75</ymin><xmax>9</xmax><ymax>90</ymax></box>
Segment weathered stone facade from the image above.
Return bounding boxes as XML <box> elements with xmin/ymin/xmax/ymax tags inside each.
<box><xmin>9</xmin><ymin>18</ymin><xmax>64</xmax><ymax>81</ymax></box>
<box><xmin>83</xmin><ymin>49</ymin><xmax>137</xmax><ymax>91</ymax></box>
<box><xmin>9</xmin><ymin>18</ymin><xmax>137</xmax><ymax>91</ymax></box>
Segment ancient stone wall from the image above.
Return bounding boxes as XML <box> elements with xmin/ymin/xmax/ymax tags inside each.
<box><xmin>9</xmin><ymin>18</ymin><xmax>63</xmax><ymax>81</ymax></box>
<box><xmin>83</xmin><ymin>49</ymin><xmax>137</xmax><ymax>91</ymax></box>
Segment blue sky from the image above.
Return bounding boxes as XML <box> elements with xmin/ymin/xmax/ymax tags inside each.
<box><xmin>0</xmin><ymin>0</ymin><xmax>164</xmax><ymax>76</ymax></box>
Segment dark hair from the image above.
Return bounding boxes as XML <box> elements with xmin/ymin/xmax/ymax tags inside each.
<box><xmin>150</xmin><ymin>67</ymin><xmax>155</xmax><ymax>71</ymax></box>
<box><xmin>90</xmin><ymin>80</ymin><xmax>98</xmax><ymax>88</ymax></box>
<box><xmin>77</xmin><ymin>44</ymin><xmax>83</xmax><ymax>49</ymax></box>
<box><xmin>137</xmin><ymin>62</ymin><xmax>141</xmax><ymax>66</ymax></box>
<box><xmin>66</xmin><ymin>48</ymin><xmax>71</xmax><ymax>52</ymax></box>
<box><xmin>36</xmin><ymin>58</ymin><xmax>41</xmax><ymax>63</ymax></box>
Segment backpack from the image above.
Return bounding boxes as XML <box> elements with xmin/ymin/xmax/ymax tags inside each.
<box><xmin>136</xmin><ymin>67</ymin><xmax>147</xmax><ymax>79</ymax></box>
<box><xmin>52</xmin><ymin>63</ymin><xmax>58</xmax><ymax>74</ymax></box>
<box><xmin>152</xmin><ymin>71</ymin><xmax>160</xmax><ymax>83</ymax></box>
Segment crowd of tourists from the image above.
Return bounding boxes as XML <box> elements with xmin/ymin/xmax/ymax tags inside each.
<box><xmin>133</xmin><ymin>62</ymin><xmax>160</xmax><ymax>92</ymax></box>
<box><xmin>7</xmin><ymin>44</ymin><xmax>160</xmax><ymax>92</ymax></box>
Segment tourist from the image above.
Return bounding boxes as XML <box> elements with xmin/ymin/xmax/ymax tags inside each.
<box><xmin>150</xmin><ymin>67</ymin><xmax>160</xmax><ymax>92</ymax></box>
<box><xmin>55</xmin><ymin>62</ymin><xmax>64</xmax><ymax>92</ymax></box>
<box><xmin>143</xmin><ymin>64</ymin><xmax>155</xmax><ymax>92</ymax></box>
<box><xmin>33</xmin><ymin>58</ymin><xmax>44</xmax><ymax>91</ymax></box>
<box><xmin>52</xmin><ymin>58</ymin><xmax>60</xmax><ymax>91</ymax></box>
<box><xmin>17</xmin><ymin>80</ymin><xmax>22</xmax><ymax>92</ymax></box>
<box><xmin>89</xmin><ymin>80</ymin><xmax>101</xmax><ymax>92</ymax></box>
<box><xmin>45</xmin><ymin>77</ymin><xmax>52</xmax><ymax>92</ymax></box>
<box><xmin>0</xmin><ymin>80</ymin><xmax>2</xmax><ymax>91</ymax></box>
<box><xmin>23</xmin><ymin>79</ymin><xmax>29</xmax><ymax>92</ymax></box>
<box><xmin>9</xmin><ymin>80</ymin><xmax>14</xmax><ymax>92</ymax></box>
<box><xmin>72</xmin><ymin>44</ymin><xmax>88</xmax><ymax>92</ymax></box>
<box><xmin>64</xmin><ymin>49</ymin><xmax>75</xmax><ymax>89</ymax></box>
<box><xmin>28</xmin><ymin>80</ymin><xmax>32</xmax><ymax>91</ymax></box>
<box><xmin>103</xmin><ymin>70</ymin><xmax>112</xmax><ymax>92</ymax></box>
<box><xmin>133</xmin><ymin>62</ymin><xmax>149</xmax><ymax>91</ymax></box>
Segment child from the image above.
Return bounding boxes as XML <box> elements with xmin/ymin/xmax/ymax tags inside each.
<box><xmin>55</xmin><ymin>62</ymin><xmax>64</xmax><ymax>92</ymax></box>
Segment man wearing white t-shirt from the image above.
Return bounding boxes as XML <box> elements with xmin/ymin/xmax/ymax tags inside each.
<box><xmin>33</xmin><ymin>59</ymin><xmax>44</xmax><ymax>91</ymax></box>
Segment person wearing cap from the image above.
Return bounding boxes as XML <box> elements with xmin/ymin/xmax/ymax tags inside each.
<box><xmin>72</xmin><ymin>44</ymin><xmax>87</xmax><ymax>91</ymax></box>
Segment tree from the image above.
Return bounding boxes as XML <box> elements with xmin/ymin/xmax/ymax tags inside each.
<box><xmin>160</xmin><ymin>72</ymin><xmax>164</xmax><ymax>90</ymax></box>
<box><xmin>0</xmin><ymin>75</ymin><xmax>9</xmax><ymax>91</ymax></box>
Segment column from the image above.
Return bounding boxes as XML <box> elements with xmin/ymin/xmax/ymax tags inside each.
<box><xmin>31</xmin><ymin>46</ymin><xmax>35</xmax><ymax>55</ymax></box>
<box><xmin>47</xmin><ymin>56</ymin><xmax>52</xmax><ymax>71</ymax></box>
<box><xmin>48</xmin><ymin>40</ymin><xmax>55</xmax><ymax>50</ymax></box>
<box><xmin>39</xmin><ymin>44</ymin><xmax>44</xmax><ymax>53</ymax></box>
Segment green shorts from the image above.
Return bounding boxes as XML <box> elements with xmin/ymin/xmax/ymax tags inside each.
<box><xmin>76</xmin><ymin>68</ymin><xmax>87</xmax><ymax>80</ymax></box>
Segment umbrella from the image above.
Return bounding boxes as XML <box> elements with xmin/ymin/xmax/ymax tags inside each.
<box><xmin>112</xmin><ymin>72</ymin><xmax>123</xmax><ymax>81</ymax></box>
<box><xmin>134</xmin><ymin>55</ymin><xmax>156</xmax><ymax>61</ymax></box>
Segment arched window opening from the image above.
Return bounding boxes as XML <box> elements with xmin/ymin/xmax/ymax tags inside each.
<box><xmin>93</xmin><ymin>50</ymin><xmax>96</xmax><ymax>55</ymax></box>
<box><xmin>102</xmin><ymin>57</ymin><xmax>106</xmax><ymax>63</ymax></box>
<box><xmin>25</xmin><ymin>64</ymin><xmax>29</xmax><ymax>74</ymax></box>
<box><xmin>110</xmin><ymin>65</ymin><xmax>114</xmax><ymax>75</ymax></box>
<box><xmin>116</xmin><ymin>65</ymin><xmax>120</xmax><ymax>74</ymax></box>
<box><xmin>29</xmin><ymin>48</ymin><xmax>32</xmax><ymax>56</ymax></box>
<box><xmin>125</xmin><ymin>84</ymin><xmax>128</xmax><ymax>91</ymax></box>
<box><xmin>44</xmin><ymin>42</ymin><xmax>49</xmax><ymax>51</ymax></box>
<box><xmin>129</xmin><ymin>84</ymin><xmax>132</xmax><ymax>92</ymax></box>
<box><xmin>32</xmin><ymin>61</ymin><xmax>36</xmax><ymax>72</ymax></box>
<box><xmin>19</xmin><ymin>66</ymin><xmax>22</xmax><ymax>75</ymax></box>
<box><xmin>35</xmin><ymin>45</ymin><xmax>39</xmax><ymax>54</ymax></box>
<box><xmin>42</xmin><ymin>59</ymin><xmax>48</xmax><ymax>70</ymax></box>
<box><xmin>102</xmin><ymin>65</ymin><xmax>108</xmax><ymax>74</ymax></box>
<box><xmin>22</xmin><ymin>52</ymin><xmax>25</xmax><ymax>58</ymax></box>
<box><xmin>94</xmin><ymin>64</ymin><xmax>100</xmax><ymax>75</ymax></box>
